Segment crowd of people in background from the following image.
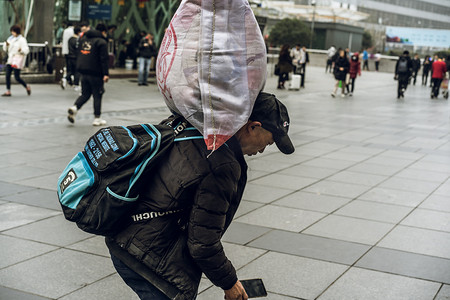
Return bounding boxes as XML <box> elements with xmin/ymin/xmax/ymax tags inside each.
<box><xmin>55</xmin><ymin>22</ymin><xmax>158</xmax><ymax>89</ymax></box>
<box><xmin>275</xmin><ymin>43</ymin><xmax>449</xmax><ymax>101</ymax></box>
<box><xmin>51</xmin><ymin>21</ymin><xmax>160</xmax><ymax>126</ymax></box>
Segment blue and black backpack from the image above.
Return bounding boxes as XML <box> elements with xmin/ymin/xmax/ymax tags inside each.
<box><xmin>57</xmin><ymin>117</ymin><xmax>202</xmax><ymax>236</ymax></box>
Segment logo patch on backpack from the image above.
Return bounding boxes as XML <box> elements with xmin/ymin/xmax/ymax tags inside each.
<box><xmin>60</xmin><ymin>168</ymin><xmax>78</xmax><ymax>194</ymax></box>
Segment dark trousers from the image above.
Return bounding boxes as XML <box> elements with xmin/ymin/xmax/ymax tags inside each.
<box><xmin>422</xmin><ymin>71</ymin><xmax>429</xmax><ymax>86</ymax></box>
<box><xmin>325</xmin><ymin>59</ymin><xmax>332</xmax><ymax>73</ymax></box>
<box><xmin>412</xmin><ymin>71</ymin><xmax>419</xmax><ymax>85</ymax></box>
<box><xmin>346</xmin><ymin>78</ymin><xmax>356</xmax><ymax>93</ymax></box>
<box><xmin>111</xmin><ymin>254</ymin><xmax>170</xmax><ymax>300</ymax></box>
<box><xmin>66</xmin><ymin>57</ymin><xmax>80</xmax><ymax>86</ymax></box>
<box><xmin>278</xmin><ymin>72</ymin><xmax>289</xmax><ymax>87</ymax></box>
<box><xmin>5</xmin><ymin>64</ymin><xmax>27</xmax><ymax>90</ymax></box>
<box><xmin>397</xmin><ymin>75</ymin><xmax>409</xmax><ymax>97</ymax></box>
<box><xmin>375</xmin><ymin>61</ymin><xmax>379</xmax><ymax>71</ymax></box>
<box><xmin>431</xmin><ymin>78</ymin><xmax>443</xmax><ymax>97</ymax></box>
<box><xmin>363</xmin><ymin>60</ymin><xmax>369</xmax><ymax>70</ymax></box>
<box><xmin>74</xmin><ymin>75</ymin><xmax>104</xmax><ymax>117</ymax></box>
<box><xmin>299</xmin><ymin>63</ymin><xmax>306</xmax><ymax>87</ymax></box>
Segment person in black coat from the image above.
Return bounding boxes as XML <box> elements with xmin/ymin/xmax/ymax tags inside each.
<box><xmin>331</xmin><ymin>49</ymin><xmax>350</xmax><ymax>97</ymax></box>
<box><xmin>67</xmin><ymin>23</ymin><xmax>109</xmax><ymax>126</ymax></box>
<box><xmin>137</xmin><ymin>33</ymin><xmax>156</xmax><ymax>86</ymax></box>
<box><xmin>66</xmin><ymin>26</ymin><xmax>80</xmax><ymax>88</ymax></box>
<box><xmin>106</xmin><ymin>92</ymin><xmax>295</xmax><ymax>300</ymax></box>
<box><xmin>422</xmin><ymin>55</ymin><xmax>432</xmax><ymax>86</ymax></box>
<box><xmin>394</xmin><ymin>50</ymin><xmax>413</xmax><ymax>99</ymax></box>
<box><xmin>411</xmin><ymin>53</ymin><xmax>421</xmax><ymax>85</ymax></box>
<box><xmin>277</xmin><ymin>44</ymin><xmax>293</xmax><ymax>89</ymax></box>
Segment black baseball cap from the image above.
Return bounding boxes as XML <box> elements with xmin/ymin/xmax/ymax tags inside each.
<box><xmin>250</xmin><ymin>92</ymin><xmax>295</xmax><ymax>154</ymax></box>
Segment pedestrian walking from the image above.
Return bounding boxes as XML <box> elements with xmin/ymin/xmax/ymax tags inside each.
<box><xmin>331</xmin><ymin>49</ymin><xmax>349</xmax><ymax>98</ymax></box>
<box><xmin>422</xmin><ymin>55</ymin><xmax>432</xmax><ymax>86</ymax></box>
<box><xmin>66</xmin><ymin>26</ymin><xmax>81</xmax><ymax>89</ymax></box>
<box><xmin>290</xmin><ymin>44</ymin><xmax>301</xmax><ymax>74</ymax></box>
<box><xmin>137</xmin><ymin>33</ymin><xmax>156</xmax><ymax>86</ymax></box>
<box><xmin>394</xmin><ymin>50</ymin><xmax>413</xmax><ymax>99</ymax></box>
<box><xmin>298</xmin><ymin>46</ymin><xmax>309</xmax><ymax>88</ymax></box>
<box><xmin>326</xmin><ymin>45</ymin><xmax>336</xmax><ymax>73</ymax></box>
<box><xmin>346</xmin><ymin>52</ymin><xmax>361</xmax><ymax>96</ymax></box>
<box><xmin>277</xmin><ymin>44</ymin><xmax>293</xmax><ymax>89</ymax></box>
<box><xmin>62</xmin><ymin>22</ymin><xmax>74</xmax><ymax>80</ymax></box>
<box><xmin>411</xmin><ymin>53</ymin><xmax>421</xmax><ymax>85</ymax></box>
<box><xmin>430</xmin><ymin>56</ymin><xmax>447</xmax><ymax>99</ymax></box>
<box><xmin>106</xmin><ymin>92</ymin><xmax>295</xmax><ymax>300</ymax></box>
<box><xmin>2</xmin><ymin>25</ymin><xmax>31</xmax><ymax>97</ymax></box>
<box><xmin>362</xmin><ymin>48</ymin><xmax>369</xmax><ymax>71</ymax></box>
<box><xmin>429</xmin><ymin>55</ymin><xmax>438</xmax><ymax>87</ymax></box>
<box><xmin>67</xmin><ymin>23</ymin><xmax>109</xmax><ymax>126</ymax></box>
<box><xmin>374</xmin><ymin>51</ymin><xmax>381</xmax><ymax>71</ymax></box>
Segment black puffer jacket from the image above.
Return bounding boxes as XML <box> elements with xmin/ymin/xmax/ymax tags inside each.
<box><xmin>106</xmin><ymin>127</ymin><xmax>247</xmax><ymax>299</ymax></box>
<box><xmin>76</xmin><ymin>29</ymin><xmax>109</xmax><ymax>77</ymax></box>
<box><xmin>334</xmin><ymin>56</ymin><xmax>350</xmax><ymax>81</ymax></box>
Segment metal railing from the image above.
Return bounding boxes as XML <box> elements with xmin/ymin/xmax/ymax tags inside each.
<box><xmin>0</xmin><ymin>42</ymin><xmax>53</xmax><ymax>74</ymax></box>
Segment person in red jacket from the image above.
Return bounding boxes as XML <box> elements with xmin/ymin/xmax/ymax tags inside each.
<box><xmin>346</xmin><ymin>52</ymin><xmax>361</xmax><ymax>96</ymax></box>
<box><xmin>430</xmin><ymin>56</ymin><xmax>447</xmax><ymax>99</ymax></box>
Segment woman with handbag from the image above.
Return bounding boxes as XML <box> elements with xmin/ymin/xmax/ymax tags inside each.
<box><xmin>277</xmin><ymin>44</ymin><xmax>293</xmax><ymax>89</ymax></box>
<box><xmin>2</xmin><ymin>25</ymin><xmax>31</xmax><ymax>97</ymax></box>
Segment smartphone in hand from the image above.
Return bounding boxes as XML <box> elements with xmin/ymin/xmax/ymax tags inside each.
<box><xmin>240</xmin><ymin>279</ymin><xmax>268</xmax><ymax>298</ymax></box>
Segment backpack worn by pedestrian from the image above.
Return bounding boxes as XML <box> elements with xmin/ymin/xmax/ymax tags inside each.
<box><xmin>398</xmin><ymin>58</ymin><xmax>408</xmax><ymax>73</ymax></box>
<box><xmin>57</xmin><ymin>117</ymin><xmax>202</xmax><ymax>236</ymax></box>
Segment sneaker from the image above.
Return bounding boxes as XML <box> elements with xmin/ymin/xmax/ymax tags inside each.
<box><xmin>92</xmin><ymin>118</ymin><xmax>107</xmax><ymax>126</ymax></box>
<box><xmin>74</xmin><ymin>85</ymin><xmax>81</xmax><ymax>92</ymax></box>
<box><xmin>349</xmin><ymin>93</ymin><xmax>353</xmax><ymax>97</ymax></box>
<box><xmin>331</xmin><ymin>92</ymin><xmax>336</xmax><ymax>97</ymax></box>
<box><xmin>67</xmin><ymin>106</ymin><xmax>77</xmax><ymax>123</ymax></box>
<box><xmin>1</xmin><ymin>92</ymin><xmax>11</xmax><ymax>97</ymax></box>
<box><xmin>26</xmin><ymin>85</ymin><xmax>31</xmax><ymax>96</ymax></box>
<box><xmin>341</xmin><ymin>94</ymin><xmax>345</xmax><ymax>98</ymax></box>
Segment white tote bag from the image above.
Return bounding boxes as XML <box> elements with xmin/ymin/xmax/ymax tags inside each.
<box><xmin>156</xmin><ymin>0</ymin><xmax>267</xmax><ymax>151</ymax></box>
<box><xmin>11</xmin><ymin>54</ymin><xmax>25</xmax><ymax>69</ymax></box>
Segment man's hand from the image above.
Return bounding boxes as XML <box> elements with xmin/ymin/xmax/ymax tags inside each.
<box><xmin>224</xmin><ymin>280</ymin><xmax>248</xmax><ymax>300</ymax></box>
<box><xmin>103</xmin><ymin>75</ymin><xmax>109</xmax><ymax>83</ymax></box>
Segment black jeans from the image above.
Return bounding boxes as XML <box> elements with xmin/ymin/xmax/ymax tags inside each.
<box><xmin>5</xmin><ymin>64</ymin><xmax>27</xmax><ymax>90</ymax></box>
<box><xmin>299</xmin><ymin>63</ymin><xmax>306</xmax><ymax>87</ymax></box>
<box><xmin>397</xmin><ymin>75</ymin><xmax>409</xmax><ymax>97</ymax></box>
<box><xmin>278</xmin><ymin>72</ymin><xmax>289</xmax><ymax>87</ymax></box>
<box><xmin>363</xmin><ymin>60</ymin><xmax>369</xmax><ymax>70</ymax></box>
<box><xmin>346</xmin><ymin>78</ymin><xmax>356</xmax><ymax>93</ymax></box>
<box><xmin>422</xmin><ymin>71</ymin><xmax>429</xmax><ymax>85</ymax></box>
<box><xmin>326</xmin><ymin>59</ymin><xmax>332</xmax><ymax>73</ymax></box>
<box><xmin>431</xmin><ymin>78</ymin><xmax>443</xmax><ymax>97</ymax></box>
<box><xmin>412</xmin><ymin>71</ymin><xmax>419</xmax><ymax>85</ymax></box>
<box><xmin>111</xmin><ymin>254</ymin><xmax>170</xmax><ymax>300</ymax></box>
<box><xmin>66</xmin><ymin>57</ymin><xmax>80</xmax><ymax>86</ymax></box>
<box><xmin>74</xmin><ymin>74</ymin><xmax>104</xmax><ymax>117</ymax></box>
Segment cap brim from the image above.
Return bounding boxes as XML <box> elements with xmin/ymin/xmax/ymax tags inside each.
<box><xmin>275</xmin><ymin>134</ymin><xmax>295</xmax><ymax>155</ymax></box>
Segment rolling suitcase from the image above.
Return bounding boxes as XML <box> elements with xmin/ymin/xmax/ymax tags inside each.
<box><xmin>289</xmin><ymin>74</ymin><xmax>301</xmax><ymax>90</ymax></box>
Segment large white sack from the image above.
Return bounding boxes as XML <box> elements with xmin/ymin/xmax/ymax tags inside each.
<box><xmin>156</xmin><ymin>0</ymin><xmax>267</xmax><ymax>151</ymax></box>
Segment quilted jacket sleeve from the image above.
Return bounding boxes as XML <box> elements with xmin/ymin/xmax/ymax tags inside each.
<box><xmin>186</xmin><ymin>161</ymin><xmax>241</xmax><ymax>291</ymax></box>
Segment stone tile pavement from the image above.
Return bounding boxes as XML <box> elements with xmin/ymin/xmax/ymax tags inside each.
<box><xmin>1</xmin><ymin>66</ymin><xmax>450</xmax><ymax>299</ymax></box>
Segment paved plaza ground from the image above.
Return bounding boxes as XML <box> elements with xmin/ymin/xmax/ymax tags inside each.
<box><xmin>1</xmin><ymin>66</ymin><xmax>450</xmax><ymax>300</ymax></box>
